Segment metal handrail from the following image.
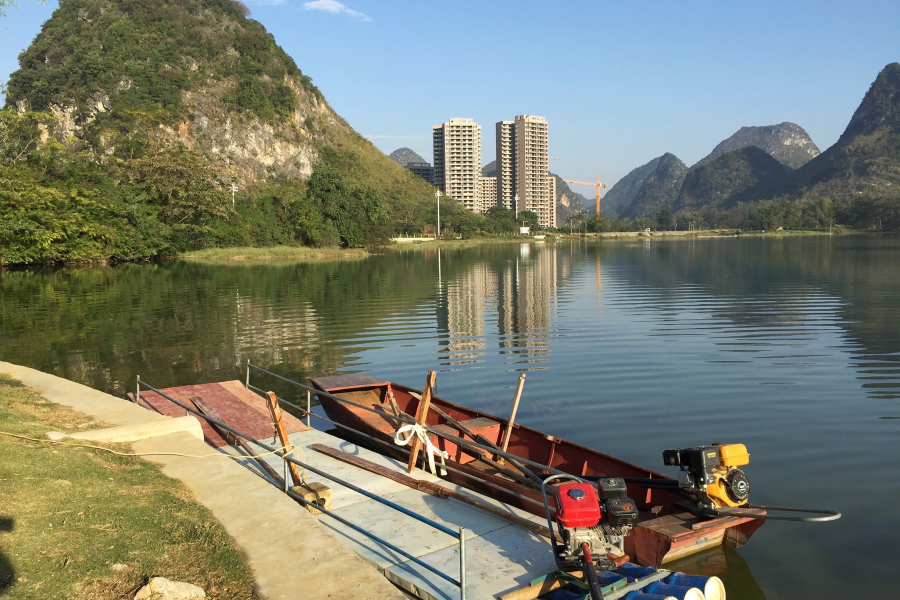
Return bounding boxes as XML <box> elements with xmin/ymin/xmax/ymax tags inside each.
<box><xmin>135</xmin><ymin>378</ymin><xmax>466</xmax><ymax>597</ymax></box>
<box><xmin>246</xmin><ymin>362</ymin><xmax>570</xmax><ymax>478</ymax></box>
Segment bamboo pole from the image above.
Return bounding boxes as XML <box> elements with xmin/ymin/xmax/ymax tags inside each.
<box><xmin>407</xmin><ymin>371</ymin><xmax>436</xmax><ymax>473</ymax></box>
<box><xmin>500</xmin><ymin>373</ymin><xmax>526</xmax><ymax>454</ymax></box>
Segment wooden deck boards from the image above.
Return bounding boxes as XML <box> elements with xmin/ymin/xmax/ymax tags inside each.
<box><xmin>131</xmin><ymin>380</ymin><xmax>308</xmax><ymax>447</ymax></box>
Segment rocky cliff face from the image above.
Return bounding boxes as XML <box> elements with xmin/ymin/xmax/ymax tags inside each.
<box><xmin>601</xmin><ymin>156</ymin><xmax>662</xmax><ymax>218</ymax></box>
<box><xmin>552</xmin><ymin>174</ymin><xmax>588</xmax><ymax>224</ymax></box>
<box><xmin>695</xmin><ymin>122</ymin><xmax>820</xmax><ymax>170</ymax></box>
<box><xmin>4</xmin><ymin>0</ymin><xmax>408</xmax><ymax>188</ymax></box>
<box><xmin>676</xmin><ymin>146</ymin><xmax>790</xmax><ymax>210</ymax></box>
<box><xmin>621</xmin><ymin>153</ymin><xmax>688</xmax><ymax>219</ymax></box>
<box><xmin>792</xmin><ymin>63</ymin><xmax>900</xmax><ymax>199</ymax></box>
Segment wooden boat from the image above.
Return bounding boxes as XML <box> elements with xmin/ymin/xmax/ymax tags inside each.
<box><xmin>310</xmin><ymin>374</ymin><xmax>764</xmax><ymax>567</ymax></box>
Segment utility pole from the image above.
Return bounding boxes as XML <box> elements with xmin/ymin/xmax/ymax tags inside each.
<box><xmin>435</xmin><ymin>190</ymin><xmax>442</xmax><ymax>237</ymax></box>
<box><xmin>231</xmin><ymin>183</ymin><xmax>238</xmax><ymax>209</ymax></box>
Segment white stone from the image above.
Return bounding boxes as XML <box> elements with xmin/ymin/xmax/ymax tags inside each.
<box><xmin>134</xmin><ymin>577</ymin><xmax>206</xmax><ymax>600</ymax></box>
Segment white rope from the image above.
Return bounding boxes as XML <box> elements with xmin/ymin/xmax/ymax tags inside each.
<box><xmin>393</xmin><ymin>423</ymin><xmax>449</xmax><ymax>476</ymax></box>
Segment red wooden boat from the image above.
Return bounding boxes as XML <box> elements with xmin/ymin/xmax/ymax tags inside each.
<box><xmin>310</xmin><ymin>374</ymin><xmax>764</xmax><ymax>567</ymax></box>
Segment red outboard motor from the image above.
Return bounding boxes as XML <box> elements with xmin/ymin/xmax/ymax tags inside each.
<box><xmin>542</xmin><ymin>474</ymin><xmax>639</xmax><ymax>600</ymax></box>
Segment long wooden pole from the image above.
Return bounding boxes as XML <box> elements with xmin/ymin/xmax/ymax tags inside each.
<box><xmin>407</xmin><ymin>370</ymin><xmax>436</xmax><ymax>473</ymax></box>
<box><xmin>266</xmin><ymin>391</ymin><xmax>303</xmax><ymax>487</ymax></box>
<box><xmin>190</xmin><ymin>396</ymin><xmax>286</xmax><ymax>488</ymax></box>
<box><xmin>500</xmin><ymin>373</ymin><xmax>526</xmax><ymax>454</ymax></box>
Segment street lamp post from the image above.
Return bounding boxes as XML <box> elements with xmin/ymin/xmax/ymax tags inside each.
<box><xmin>435</xmin><ymin>190</ymin><xmax>442</xmax><ymax>238</ymax></box>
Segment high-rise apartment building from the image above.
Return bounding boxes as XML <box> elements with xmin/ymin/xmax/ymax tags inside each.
<box><xmin>515</xmin><ymin>115</ymin><xmax>552</xmax><ymax>227</ymax></box>
<box><xmin>477</xmin><ymin>176</ymin><xmax>497</xmax><ymax>212</ymax></box>
<box><xmin>433</xmin><ymin>118</ymin><xmax>482</xmax><ymax>213</ymax></box>
<box><xmin>405</xmin><ymin>162</ymin><xmax>435</xmax><ymax>186</ymax></box>
<box><xmin>546</xmin><ymin>175</ymin><xmax>557</xmax><ymax>228</ymax></box>
<box><xmin>495</xmin><ymin>121</ymin><xmax>516</xmax><ymax>210</ymax></box>
<box><xmin>494</xmin><ymin>115</ymin><xmax>554</xmax><ymax>227</ymax></box>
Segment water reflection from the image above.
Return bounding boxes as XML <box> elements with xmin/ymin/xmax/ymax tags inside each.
<box><xmin>437</xmin><ymin>244</ymin><xmax>559</xmax><ymax>369</ymax></box>
<box><xmin>666</xmin><ymin>546</ymin><xmax>765</xmax><ymax>600</ymax></box>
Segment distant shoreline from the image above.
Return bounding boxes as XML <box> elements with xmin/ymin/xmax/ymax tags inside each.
<box><xmin>179</xmin><ymin>246</ymin><xmax>369</xmax><ymax>264</ymax></box>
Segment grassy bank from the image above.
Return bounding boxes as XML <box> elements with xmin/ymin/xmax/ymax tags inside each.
<box><xmin>0</xmin><ymin>376</ymin><xmax>257</xmax><ymax>600</ymax></box>
<box><xmin>180</xmin><ymin>245</ymin><xmax>369</xmax><ymax>264</ymax></box>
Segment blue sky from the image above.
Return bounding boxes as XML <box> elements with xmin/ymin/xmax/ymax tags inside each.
<box><xmin>2</xmin><ymin>0</ymin><xmax>898</xmax><ymax>188</ymax></box>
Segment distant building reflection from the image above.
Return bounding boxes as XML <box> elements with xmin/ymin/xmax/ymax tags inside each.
<box><xmin>437</xmin><ymin>244</ymin><xmax>561</xmax><ymax>370</ymax></box>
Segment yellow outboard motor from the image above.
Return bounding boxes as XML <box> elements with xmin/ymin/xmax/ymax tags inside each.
<box><xmin>662</xmin><ymin>443</ymin><xmax>751</xmax><ymax>511</ymax></box>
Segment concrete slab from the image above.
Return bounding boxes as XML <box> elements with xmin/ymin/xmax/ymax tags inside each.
<box><xmin>130</xmin><ymin>432</ymin><xmax>408</xmax><ymax>600</ymax></box>
<box><xmin>315</xmin><ymin>488</ymin><xmax>515</xmax><ymax>572</ymax></box>
<box><xmin>385</xmin><ymin>525</ymin><xmax>558</xmax><ymax>600</ymax></box>
<box><xmin>223</xmin><ymin>429</ymin><xmax>446</xmax><ymax>511</ymax></box>
<box><xmin>45</xmin><ymin>415</ymin><xmax>203</xmax><ymax>443</ymax></box>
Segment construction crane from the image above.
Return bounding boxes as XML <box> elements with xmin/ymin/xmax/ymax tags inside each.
<box><xmin>563</xmin><ymin>176</ymin><xmax>607</xmax><ymax>215</ymax></box>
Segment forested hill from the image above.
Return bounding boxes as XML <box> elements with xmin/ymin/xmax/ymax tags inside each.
<box><xmin>1</xmin><ymin>0</ymin><xmax>452</xmax><ymax>265</ymax></box>
<box><xmin>791</xmin><ymin>62</ymin><xmax>900</xmax><ymax>201</ymax></box>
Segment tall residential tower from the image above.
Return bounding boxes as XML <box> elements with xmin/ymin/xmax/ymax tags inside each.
<box><xmin>495</xmin><ymin>115</ymin><xmax>555</xmax><ymax>227</ymax></box>
<box><xmin>433</xmin><ymin>118</ymin><xmax>482</xmax><ymax>213</ymax></box>
<box><xmin>495</xmin><ymin>120</ymin><xmax>516</xmax><ymax>210</ymax></box>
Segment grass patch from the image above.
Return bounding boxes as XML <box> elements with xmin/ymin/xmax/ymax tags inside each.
<box><xmin>0</xmin><ymin>375</ymin><xmax>257</xmax><ymax>600</ymax></box>
<box><xmin>180</xmin><ymin>245</ymin><xmax>369</xmax><ymax>264</ymax></box>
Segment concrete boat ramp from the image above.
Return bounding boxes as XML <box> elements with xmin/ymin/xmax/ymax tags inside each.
<box><xmin>1</xmin><ymin>363</ymin><xmax>557</xmax><ymax>600</ymax></box>
<box><xmin>136</xmin><ymin>380</ymin><xmax>559</xmax><ymax>599</ymax></box>
<box><xmin>237</xmin><ymin>428</ymin><xmax>558</xmax><ymax>599</ymax></box>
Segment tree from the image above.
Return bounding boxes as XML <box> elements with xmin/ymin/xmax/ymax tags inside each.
<box><xmin>129</xmin><ymin>147</ymin><xmax>228</xmax><ymax>248</ymax></box>
<box><xmin>656</xmin><ymin>205</ymin><xmax>674</xmax><ymax>231</ymax></box>
<box><xmin>518</xmin><ymin>210</ymin><xmax>539</xmax><ymax>229</ymax></box>
<box><xmin>306</xmin><ymin>165</ymin><xmax>391</xmax><ymax>247</ymax></box>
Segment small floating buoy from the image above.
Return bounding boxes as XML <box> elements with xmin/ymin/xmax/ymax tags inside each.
<box><xmin>664</xmin><ymin>573</ymin><xmax>726</xmax><ymax>600</ymax></box>
<box><xmin>643</xmin><ymin>582</ymin><xmax>705</xmax><ymax>600</ymax></box>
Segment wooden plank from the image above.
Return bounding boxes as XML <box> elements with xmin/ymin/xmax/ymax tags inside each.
<box><xmin>406</xmin><ymin>371</ymin><xmax>436</xmax><ymax>473</ymax></box>
<box><xmin>497</xmin><ymin>577</ymin><xmax>565</xmax><ymax>600</ymax></box>
<box><xmin>190</xmin><ymin>396</ymin><xmax>286</xmax><ymax>488</ymax></box>
<box><xmin>309</xmin><ymin>442</ymin><xmax>558</xmax><ymax>541</ymax></box>
<box><xmin>219</xmin><ymin>380</ymin><xmax>308</xmax><ymax>432</ymax></box>
<box><xmin>266</xmin><ymin>391</ymin><xmax>303</xmax><ymax>488</ymax></box>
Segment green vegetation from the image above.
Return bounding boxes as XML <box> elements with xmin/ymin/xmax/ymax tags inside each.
<box><xmin>675</xmin><ymin>147</ymin><xmax>790</xmax><ymax>211</ymax></box>
<box><xmin>182</xmin><ymin>245</ymin><xmax>368</xmax><ymax>264</ymax></box>
<box><xmin>6</xmin><ymin>0</ymin><xmax>313</xmax><ymax>132</ymax></box>
<box><xmin>0</xmin><ymin>375</ymin><xmax>257</xmax><ymax>599</ymax></box>
<box><xmin>621</xmin><ymin>153</ymin><xmax>687</xmax><ymax>220</ymax></box>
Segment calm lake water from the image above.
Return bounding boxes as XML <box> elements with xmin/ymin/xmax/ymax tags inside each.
<box><xmin>2</xmin><ymin>236</ymin><xmax>899</xmax><ymax>599</ymax></box>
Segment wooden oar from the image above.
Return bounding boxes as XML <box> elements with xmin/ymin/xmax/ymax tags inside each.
<box><xmin>310</xmin><ymin>443</ymin><xmax>558</xmax><ymax>541</ymax></box>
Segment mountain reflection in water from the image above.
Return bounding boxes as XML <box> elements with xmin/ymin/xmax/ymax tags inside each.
<box><xmin>2</xmin><ymin>235</ymin><xmax>899</xmax><ymax>599</ymax></box>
